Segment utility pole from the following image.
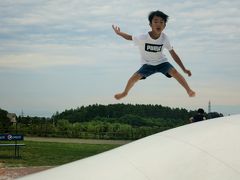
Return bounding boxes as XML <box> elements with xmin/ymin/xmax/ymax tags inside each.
<box><xmin>208</xmin><ymin>100</ymin><xmax>211</xmax><ymax>114</ymax></box>
<box><xmin>21</xmin><ymin>109</ymin><xmax>24</xmax><ymax>118</ymax></box>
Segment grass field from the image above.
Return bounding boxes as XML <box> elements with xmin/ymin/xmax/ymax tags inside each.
<box><xmin>0</xmin><ymin>141</ymin><xmax>120</xmax><ymax>167</ymax></box>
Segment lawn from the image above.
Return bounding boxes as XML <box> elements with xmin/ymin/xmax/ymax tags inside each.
<box><xmin>0</xmin><ymin>141</ymin><xmax>120</xmax><ymax>167</ymax></box>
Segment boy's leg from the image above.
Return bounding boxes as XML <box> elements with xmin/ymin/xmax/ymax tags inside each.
<box><xmin>115</xmin><ymin>73</ymin><xmax>142</xmax><ymax>100</ymax></box>
<box><xmin>168</xmin><ymin>68</ymin><xmax>196</xmax><ymax>97</ymax></box>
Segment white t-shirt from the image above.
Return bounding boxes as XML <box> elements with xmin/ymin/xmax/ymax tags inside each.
<box><xmin>133</xmin><ymin>32</ymin><xmax>173</xmax><ymax>65</ymax></box>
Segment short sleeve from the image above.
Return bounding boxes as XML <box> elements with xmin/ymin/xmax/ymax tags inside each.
<box><xmin>164</xmin><ymin>34</ymin><xmax>173</xmax><ymax>51</ymax></box>
<box><xmin>132</xmin><ymin>34</ymin><xmax>146</xmax><ymax>46</ymax></box>
<box><xmin>133</xmin><ymin>35</ymin><xmax>140</xmax><ymax>46</ymax></box>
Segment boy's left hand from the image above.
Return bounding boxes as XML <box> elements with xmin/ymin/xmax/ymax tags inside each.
<box><xmin>184</xmin><ymin>69</ymin><xmax>192</xmax><ymax>76</ymax></box>
<box><xmin>112</xmin><ymin>25</ymin><xmax>121</xmax><ymax>35</ymax></box>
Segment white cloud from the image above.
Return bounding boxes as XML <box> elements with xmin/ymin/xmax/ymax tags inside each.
<box><xmin>0</xmin><ymin>53</ymin><xmax>95</xmax><ymax>69</ymax></box>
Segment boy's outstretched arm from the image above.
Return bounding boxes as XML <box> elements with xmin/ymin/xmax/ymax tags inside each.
<box><xmin>169</xmin><ymin>49</ymin><xmax>192</xmax><ymax>77</ymax></box>
<box><xmin>112</xmin><ymin>25</ymin><xmax>132</xmax><ymax>40</ymax></box>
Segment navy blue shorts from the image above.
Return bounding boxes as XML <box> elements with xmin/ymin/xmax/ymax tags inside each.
<box><xmin>136</xmin><ymin>62</ymin><xmax>174</xmax><ymax>79</ymax></box>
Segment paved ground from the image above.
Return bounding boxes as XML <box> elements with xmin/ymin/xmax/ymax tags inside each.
<box><xmin>25</xmin><ymin>137</ymin><xmax>132</xmax><ymax>145</ymax></box>
<box><xmin>0</xmin><ymin>137</ymin><xmax>132</xmax><ymax>179</ymax></box>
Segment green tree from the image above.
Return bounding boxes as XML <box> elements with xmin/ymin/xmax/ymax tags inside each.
<box><xmin>0</xmin><ymin>108</ymin><xmax>10</xmax><ymax>133</ymax></box>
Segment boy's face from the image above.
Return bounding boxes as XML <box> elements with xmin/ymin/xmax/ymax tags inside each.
<box><xmin>150</xmin><ymin>16</ymin><xmax>166</xmax><ymax>34</ymax></box>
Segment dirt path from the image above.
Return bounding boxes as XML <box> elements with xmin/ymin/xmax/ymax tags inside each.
<box><xmin>25</xmin><ymin>137</ymin><xmax>132</xmax><ymax>145</ymax></box>
<box><xmin>0</xmin><ymin>166</ymin><xmax>52</xmax><ymax>180</ymax></box>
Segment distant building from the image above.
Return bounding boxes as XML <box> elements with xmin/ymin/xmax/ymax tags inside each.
<box><xmin>7</xmin><ymin>113</ymin><xmax>17</xmax><ymax>123</ymax></box>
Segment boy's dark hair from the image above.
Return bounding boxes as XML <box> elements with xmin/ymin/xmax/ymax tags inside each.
<box><xmin>148</xmin><ymin>10</ymin><xmax>169</xmax><ymax>24</ymax></box>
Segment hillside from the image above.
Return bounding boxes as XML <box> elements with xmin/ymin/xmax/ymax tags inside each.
<box><xmin>1</xmin><ymin>104</ymin><xmax>223</xmax><ymax>140</ymax></box>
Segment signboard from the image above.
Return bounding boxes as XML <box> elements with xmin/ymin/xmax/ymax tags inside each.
<box><xmin>0</xmin><ymin>134</ymin><xmax>24</xmax><ymax>141</ymax></box>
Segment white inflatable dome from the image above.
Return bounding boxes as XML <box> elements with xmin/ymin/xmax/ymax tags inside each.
<box><xmin>18</xmin><ymin>114</ymin><xmax>240</xmax><ymax>180</ymax></box>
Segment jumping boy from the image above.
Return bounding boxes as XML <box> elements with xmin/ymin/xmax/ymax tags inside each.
<box><xmin>112</xmin><ymin>10</ymin><xmax>196</xmax><ymax>100</ymax></box>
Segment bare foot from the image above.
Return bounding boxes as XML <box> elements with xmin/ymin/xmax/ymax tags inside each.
<box><xmin>188</xmin><ymin>90</ymin><xmax>196</xmax><ymax>97</ymax></box>
<box><xmin>114</xmin><ymin>92</ymin><xmax>127</xmax><ymax>100</ymax></box>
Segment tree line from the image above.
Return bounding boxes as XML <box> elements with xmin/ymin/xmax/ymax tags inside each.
<box><xmin>0</xmin><ymin>104</ymin><xmax>223</xmax><ymax>140</ymax></box>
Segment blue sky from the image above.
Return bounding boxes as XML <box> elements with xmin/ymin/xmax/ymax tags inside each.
<box><xmin>0</xmin><ymin>0</ymin><xmax>239</xmax><ymax>117</ymax></box>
